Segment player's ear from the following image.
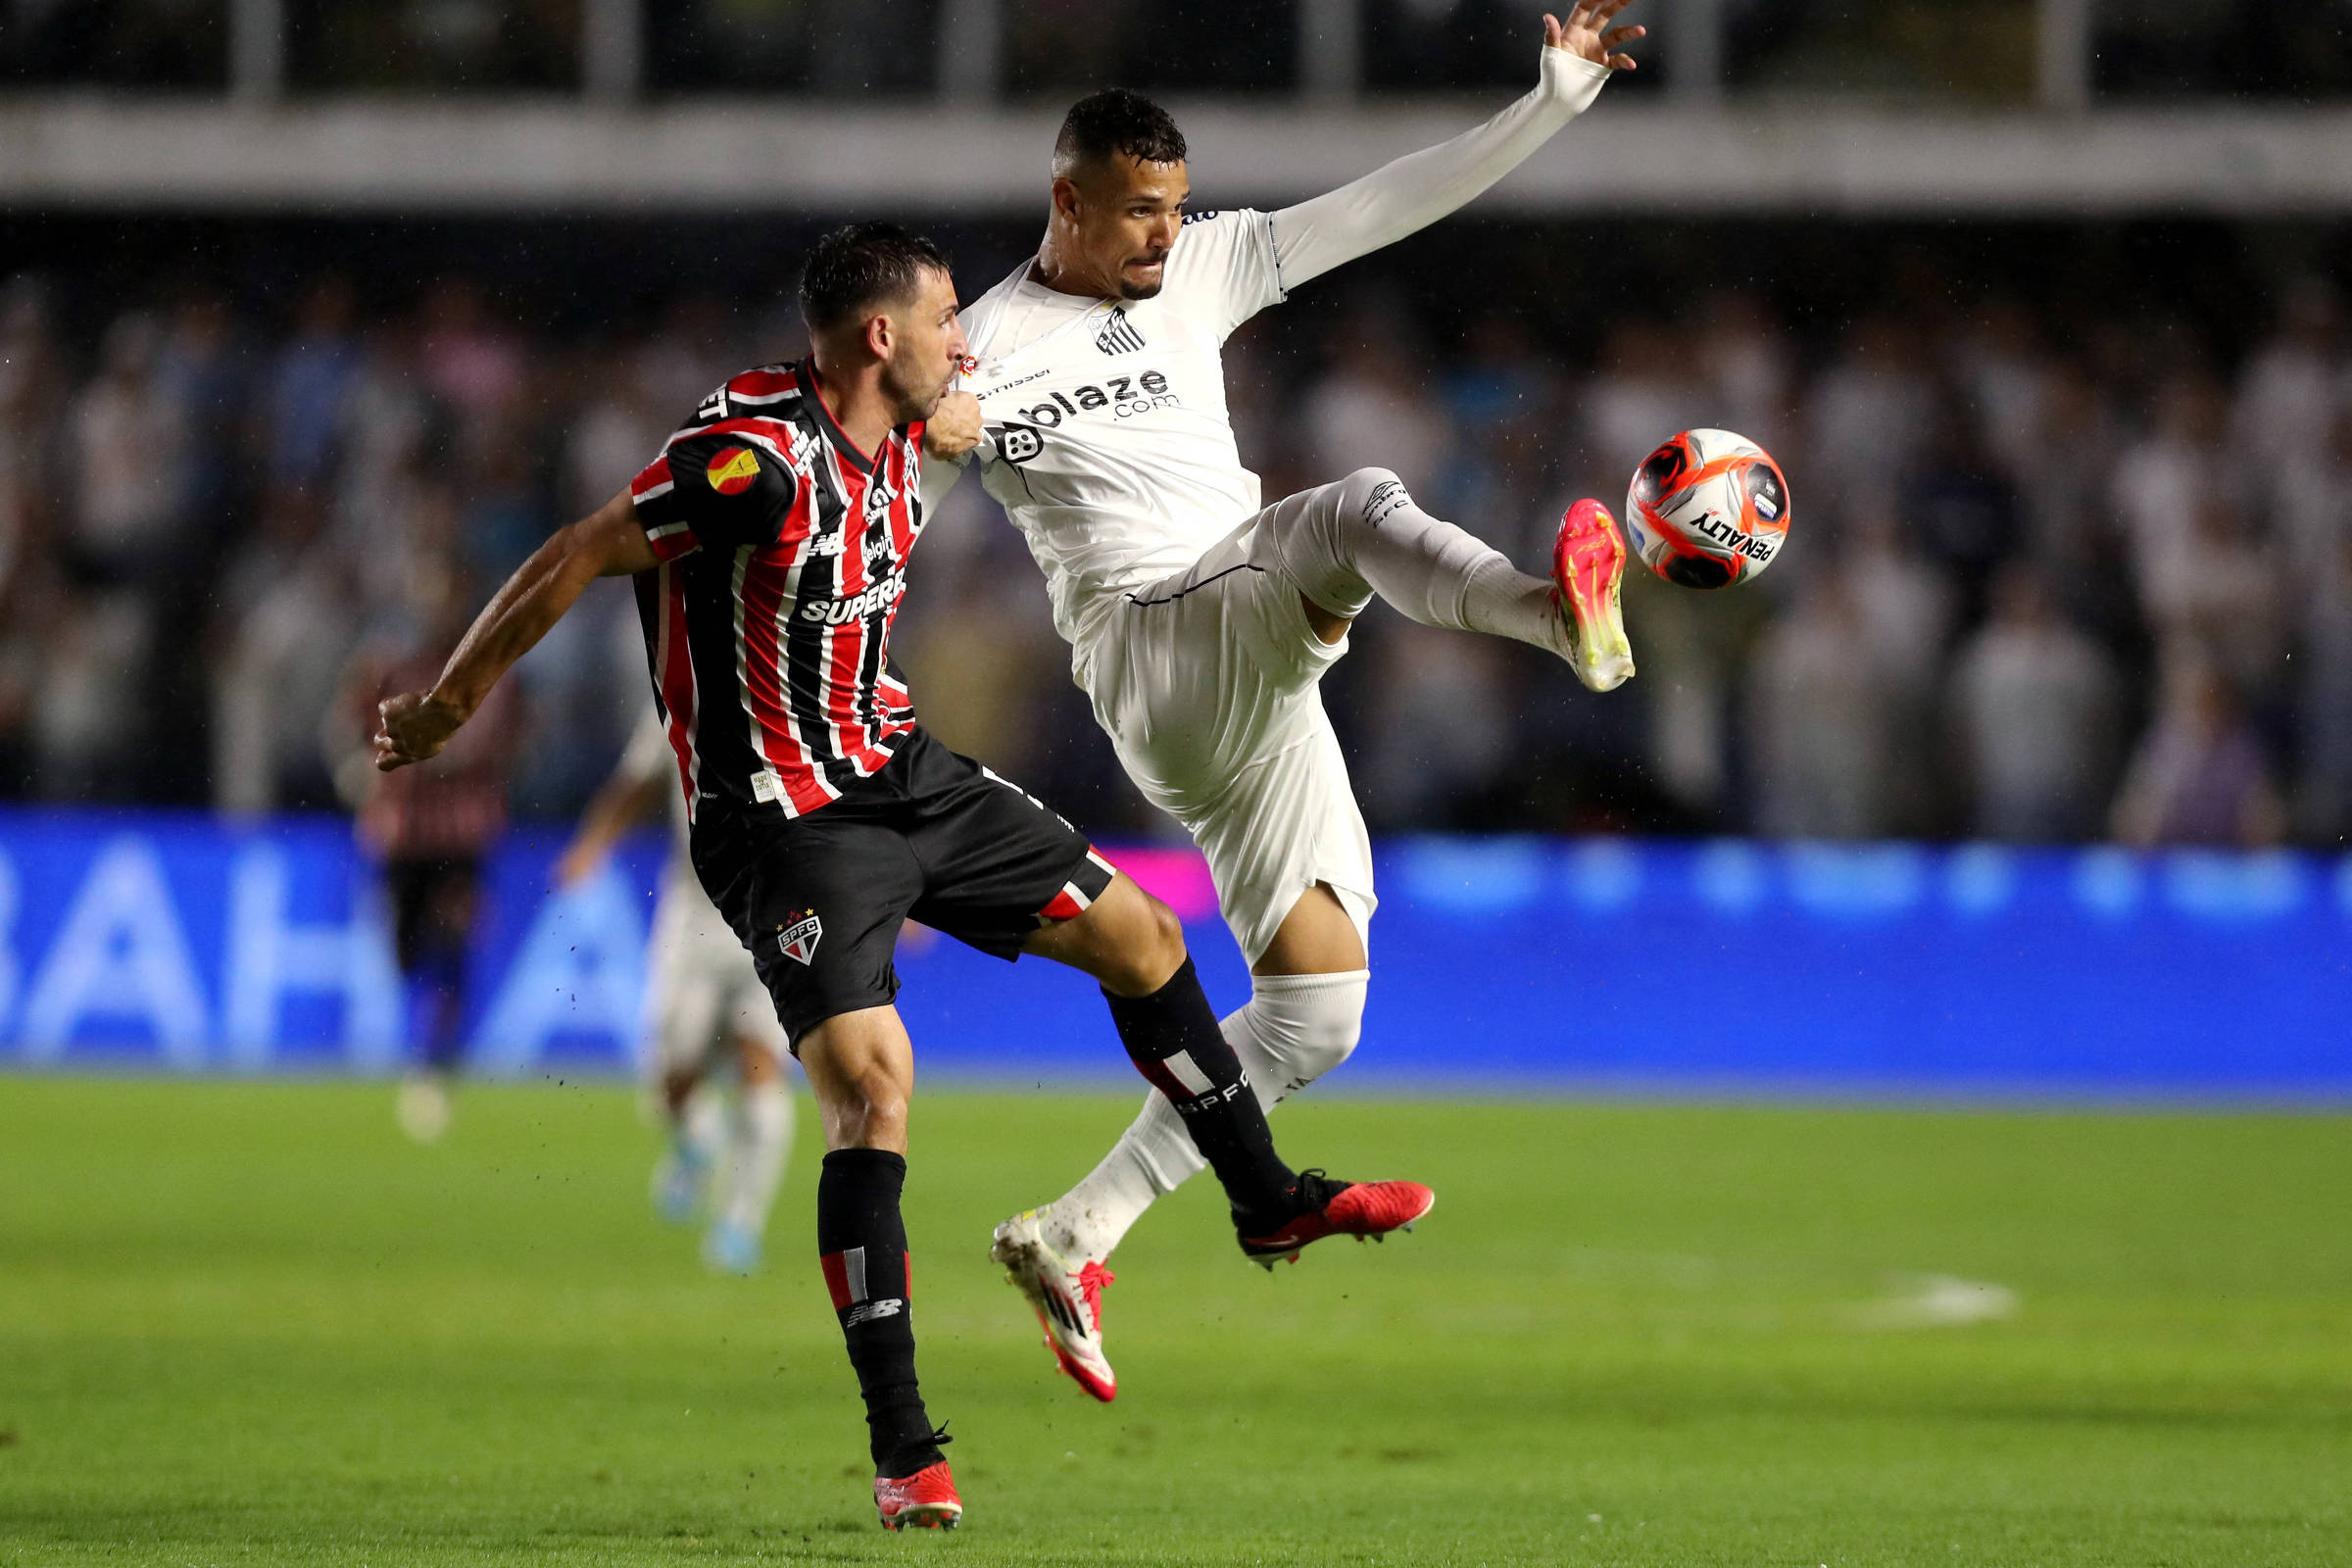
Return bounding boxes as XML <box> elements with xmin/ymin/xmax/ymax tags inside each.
<box><xmin>863</xmin><ymin>310</ymin><xmax>894</xmax><ymax>363</ymax></box>
<box><xmin>1051</xmin><ymin>174</ymin><xmax>1084</xmax><ymax>224</ymax></box>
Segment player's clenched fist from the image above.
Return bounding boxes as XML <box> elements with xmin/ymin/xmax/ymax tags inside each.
<box><xmin>373</xmin><ymin>690</ymin><xmax>466</xmax><ymax>771</ymax></box>
<box><xmin>922</xmin><ymin>390</ymin><xmax>983</xmax><ymax>462</ymax></box>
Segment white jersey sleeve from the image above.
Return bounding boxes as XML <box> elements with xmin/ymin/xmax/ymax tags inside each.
<box><xmin>1160</xmin><ymin>208</ymin><xmax>1288</xmax><ymax>341</ymax></box>
<box><xmin>1266</xmin><ymin>46</ymin><xmax>1610</xmax><ymax>290</ymax></box>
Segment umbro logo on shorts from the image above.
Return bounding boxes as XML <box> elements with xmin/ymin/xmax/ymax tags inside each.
<box><xmin>1363</xmin><ymin>478</ymin><xmax>1412</xmax><ymax>526</ymax></box>
<box><xmin>1095</xmin><ymin>308</ymin><xmax>1146</xmax><ymax>355</ymax></box>
<box><xmin>778</xmin><ymin>910</ymin><xmax>822</xmax><ymax>964</ymax></box>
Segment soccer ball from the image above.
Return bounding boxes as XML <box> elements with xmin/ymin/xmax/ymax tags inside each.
<box><xmin>1622</xmin><ymin>428</ymin><xmax>1790</xmax><ymax>590</ymax></box>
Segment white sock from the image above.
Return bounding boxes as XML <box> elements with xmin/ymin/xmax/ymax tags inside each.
<box><xmin>1275</xmin><ymin>468</ymin><xmax>1568</xmax><ymax>656</ymax></box>
<box><xmin>718</xmin><ymin>1077</ymin><xmax>791</xmax><ymax>1236</ymax></box>
<box><xmin>1044</xmin><ymin>970</ymin><xmax>1369</xmax><ymax>1262</ymax></box>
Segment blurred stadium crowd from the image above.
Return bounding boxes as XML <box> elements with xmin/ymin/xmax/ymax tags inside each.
<box><xmin>8</xmin><ymin>0</ymin><xmax>2349</xmax><ymax>101</ymax></box>
<box><xmin>2</xmin><ymin>225</ymin><xmax>2348</xmax><ymax>850</ymax></box>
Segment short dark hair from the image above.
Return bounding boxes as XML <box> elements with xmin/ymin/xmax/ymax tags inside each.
<box><xmin>798</xmin><ymin>221</ymin><xmax>952</xmax><ymax>334</ymax></box>
<box><xmin>1053</xmin><ymin>88</ymin><xmax>1187</xmax><ymax>177</ymax></box>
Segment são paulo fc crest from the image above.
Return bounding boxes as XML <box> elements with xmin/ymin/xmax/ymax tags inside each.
<box><xmin>706</xmin><ymin>445</ymin><xmax>761</xmax><ymax>496</ymax></box>
<box><xmin>777</xmin><ymin>910</ymin><xmax>822</xmax><ymax>965</ymax></box>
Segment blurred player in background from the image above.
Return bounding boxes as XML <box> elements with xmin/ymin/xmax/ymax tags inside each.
<box><xmin>337</xmin><ymin>570</ymin><xmax>517</xmax><ymax>1143</ymax></box>
<box><xmin>922</xmin><ymin>4</ymin><xmax>1643</xmax><ymax>1399</ymax></box>
<box><xmin>372</xmin><ymin>221</ymin><xmax>1433</xmax><ymax>1529</ymax></box>
<box><xmin>557</xmin><ymin>709</ymin><xmax>795</xmax><ymax>1276</ymax></box>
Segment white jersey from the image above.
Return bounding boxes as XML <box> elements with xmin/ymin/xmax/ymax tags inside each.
<box><xmin>932</xmin><ymin>47</ymin><xmax>1610</xmax><ymax>657</ymax></box>
<box><xmin>956</xmin><ymin>209</ymin><xmax>1286</xmax><ymax>649</ymax></box>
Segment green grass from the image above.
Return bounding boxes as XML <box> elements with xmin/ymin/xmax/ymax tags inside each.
<box><xmin>0</xmin><ymin>1078</ymin><xmax>2346</xmax><ymax>1566</ymax></box>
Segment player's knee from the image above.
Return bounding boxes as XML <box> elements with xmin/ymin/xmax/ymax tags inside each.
<box><xmin>1098</xmin><ymin>891</ymin><xmax>1187</xmax><ymax>997</ymax></box>
<box><xmin>833</xmin><ymin>1069</ymin><xmax>907</xmax><ymax>1148</ymax></box>
<box><xmin>1287</xmin><ymin>997</ymin><xmax>1362</xmax><ymax>1082</ymax></box>
<box><xmin>1250</xmin><ymin>973</ymin><xmax>1366</xmax><ymax>1088</ymax></box>
<box><xmin>1336</xmin><ymin>466</ymin><xmax>1406</xmax><ymax>527</ymax></box>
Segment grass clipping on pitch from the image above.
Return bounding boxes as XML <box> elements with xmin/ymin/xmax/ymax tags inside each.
<box><xmin>1</xmin><ymin>1078</ymin><xmax>2347</xmax><ymax>1565</ymax></box>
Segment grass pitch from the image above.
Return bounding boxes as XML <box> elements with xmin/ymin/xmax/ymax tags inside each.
<box><xmin>1</xmin><ymin>1077</ymin><xmax>2346</xmax><ymax>1567</ymax></box>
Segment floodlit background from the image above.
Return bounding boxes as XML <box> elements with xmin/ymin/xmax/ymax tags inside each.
<box><xmin>1</xmin><ymin>1</ymin><xmax>2347</xmax><ymax>1082</ymax></box>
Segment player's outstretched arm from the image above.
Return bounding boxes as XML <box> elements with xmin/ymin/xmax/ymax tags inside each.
<box><xmin>373</xmin><ymin>488</ymin><xmax>658</xmax><ymax>771</ymax></box>
<box><xmin>1268</xmin><ymin>4</ymin><xmax>1642</xmax><ymax>289</ymax></box>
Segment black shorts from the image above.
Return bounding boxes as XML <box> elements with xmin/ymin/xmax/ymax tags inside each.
<box><xmin>688</xmin><ymin>729</ymin><xmax>1116</xmax><ymax>1048</ymax></box>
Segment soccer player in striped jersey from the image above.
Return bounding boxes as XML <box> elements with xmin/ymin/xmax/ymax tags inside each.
<box><xmin>372</xmin><ymin>222</ymin><xmax>1433</xmax><ymax>1530</ymax></box>
<box><xmin>921</xmin><ymin>5</ymin><xmax>1645</xmax><ymax>1402</ymax></box>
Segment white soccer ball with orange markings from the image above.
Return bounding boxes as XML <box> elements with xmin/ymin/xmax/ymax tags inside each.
<box><xmin>1621</xmin><ymin>428</ymin><xmax>1790</xmax><ymax>590</ymax></box>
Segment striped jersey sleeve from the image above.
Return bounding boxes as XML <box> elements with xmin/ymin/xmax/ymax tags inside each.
<box><xmin>629</xmin><ymin>428</ymin><xmax>799</xmax><ymax>560</ymax></box>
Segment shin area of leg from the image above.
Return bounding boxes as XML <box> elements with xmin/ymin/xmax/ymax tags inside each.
<box><xmin>1262</xmin><ymin>467</ymin><xmax>1563</xmax><ymax>653</ymax></box>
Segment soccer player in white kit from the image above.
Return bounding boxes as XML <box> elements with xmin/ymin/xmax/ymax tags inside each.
<box><xmin>558</xmin><ymin>710</ymin><xmax>795</xmax><ymax>1275</ymax></box>
<box><xmin>918</xmin><ymin>5</ymin><xmax>1647</xmax><ymax>1401</ymax></box>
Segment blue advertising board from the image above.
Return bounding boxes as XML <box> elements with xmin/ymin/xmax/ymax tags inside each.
<box><xmin>0</xmin><ymin>808</ymin><xmax>2344</xmax><ymax>1098</ymax></box>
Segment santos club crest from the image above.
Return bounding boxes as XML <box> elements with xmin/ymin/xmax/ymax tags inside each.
<box><xmin>777</xmin><ymin>910</ymin><xmax>823</xmax><ymax>965</ymax></box>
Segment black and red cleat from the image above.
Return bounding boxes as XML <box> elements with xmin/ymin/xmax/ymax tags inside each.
<box><xmin>874</xmin><ymin>1460</ymin><xmax>961</xmax><ymax>1531</ymax></box>
<box><xmin>1237</xmin><ymin>1169</ymin><xmax>1436</xmax><ymax>1269</ymax></box>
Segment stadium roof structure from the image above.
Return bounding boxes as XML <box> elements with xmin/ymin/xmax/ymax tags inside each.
<box><xmin>6</xmin><ymin>98</ymin><xmax>2352</xmax><ymax>217</ymax></box>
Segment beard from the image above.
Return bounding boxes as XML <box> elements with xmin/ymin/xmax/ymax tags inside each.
<box><xmin>882</xmin><ymin>352</ymin><xmax>947</xmax><ymax>424</ymax></box>
<box><xmin>1116</xmin><ymin>276</ymin><xmax>1165</xmax><ymax>301</ymax></box>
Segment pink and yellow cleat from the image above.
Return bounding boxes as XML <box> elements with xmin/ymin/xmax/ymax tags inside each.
<box><xmin>1552</xmin><ymin>498</ymin><xmax>1637</xmax><ymax>692</ymax></box>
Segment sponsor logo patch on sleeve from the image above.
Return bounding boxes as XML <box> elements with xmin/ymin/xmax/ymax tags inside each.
<box><xmin>706</xmin><ymin>445</ymin><xmax>762</xmax><ymax>496</ymax></box>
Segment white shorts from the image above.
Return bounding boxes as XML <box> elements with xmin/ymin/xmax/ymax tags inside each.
<box><xmin>645</xmin><ymin>862</ymin><xmax>786</xmax><ymax>1082</ymax></box>
<box><xmin>1076</xmin><ymin>481</ymin><xmax>1379</xmax><ymax>965</ymax></box>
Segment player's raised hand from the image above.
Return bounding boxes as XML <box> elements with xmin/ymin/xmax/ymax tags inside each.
<box><xmin>1546</xmin><ymin>3</ymin><xmax>1643</xmax><ymax>73</ymax></box>
<box><xmin>923</xmin><ymin>390</ymin><xmax>984</xmax><ymax>462</ymax></box>
<box><xmin>373</xmin><ymin>690</ymin><xmax>465</xmax><ymax>771</ymax></box>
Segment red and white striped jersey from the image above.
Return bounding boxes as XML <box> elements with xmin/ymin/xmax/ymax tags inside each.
<box><xmin>628</xmin><ymin>360</ymin><xmax>928</xmax><ymax>820</ymax></box>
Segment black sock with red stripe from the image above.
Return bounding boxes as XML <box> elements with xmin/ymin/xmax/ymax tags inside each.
<box><xmin>815</xmin><ymin>1149</ymin><xmax>940</xmax><ymax>1479</ymax></box>
<box><xmin>1104</xmin><ymin>957</ymin><xmax>1298</xmax><ymax>1229</ymax></box>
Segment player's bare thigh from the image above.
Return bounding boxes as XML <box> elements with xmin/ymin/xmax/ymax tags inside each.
<box><xmin>1300</xmin><ymin>595</ymin><xmax>1350</xmax><ymax>647</ymax></box>
<box><xmin>1020</xmin><ymin>871</ymin><xmax>1187</xmax><ymax>999</ymax></box>
<box><xmin>1255</xmin><ymin>881</ymin><xmax>1366</xmax><ymax>977</ymax></box>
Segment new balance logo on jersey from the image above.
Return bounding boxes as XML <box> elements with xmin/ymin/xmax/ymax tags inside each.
<box><xmin>845</xmin><ymin>1298</ymin><xmax>904</xmax><ymax>1327</ymax></box>
<box><xmin>1095</xmin><ymin>308</ymin><xmax>1146</xmax><ymax>356</ymax></box>
<box><xmin>778</xmin><ymin>911</ymin><xmax>822</xmax><ymax>964</ymax></box>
